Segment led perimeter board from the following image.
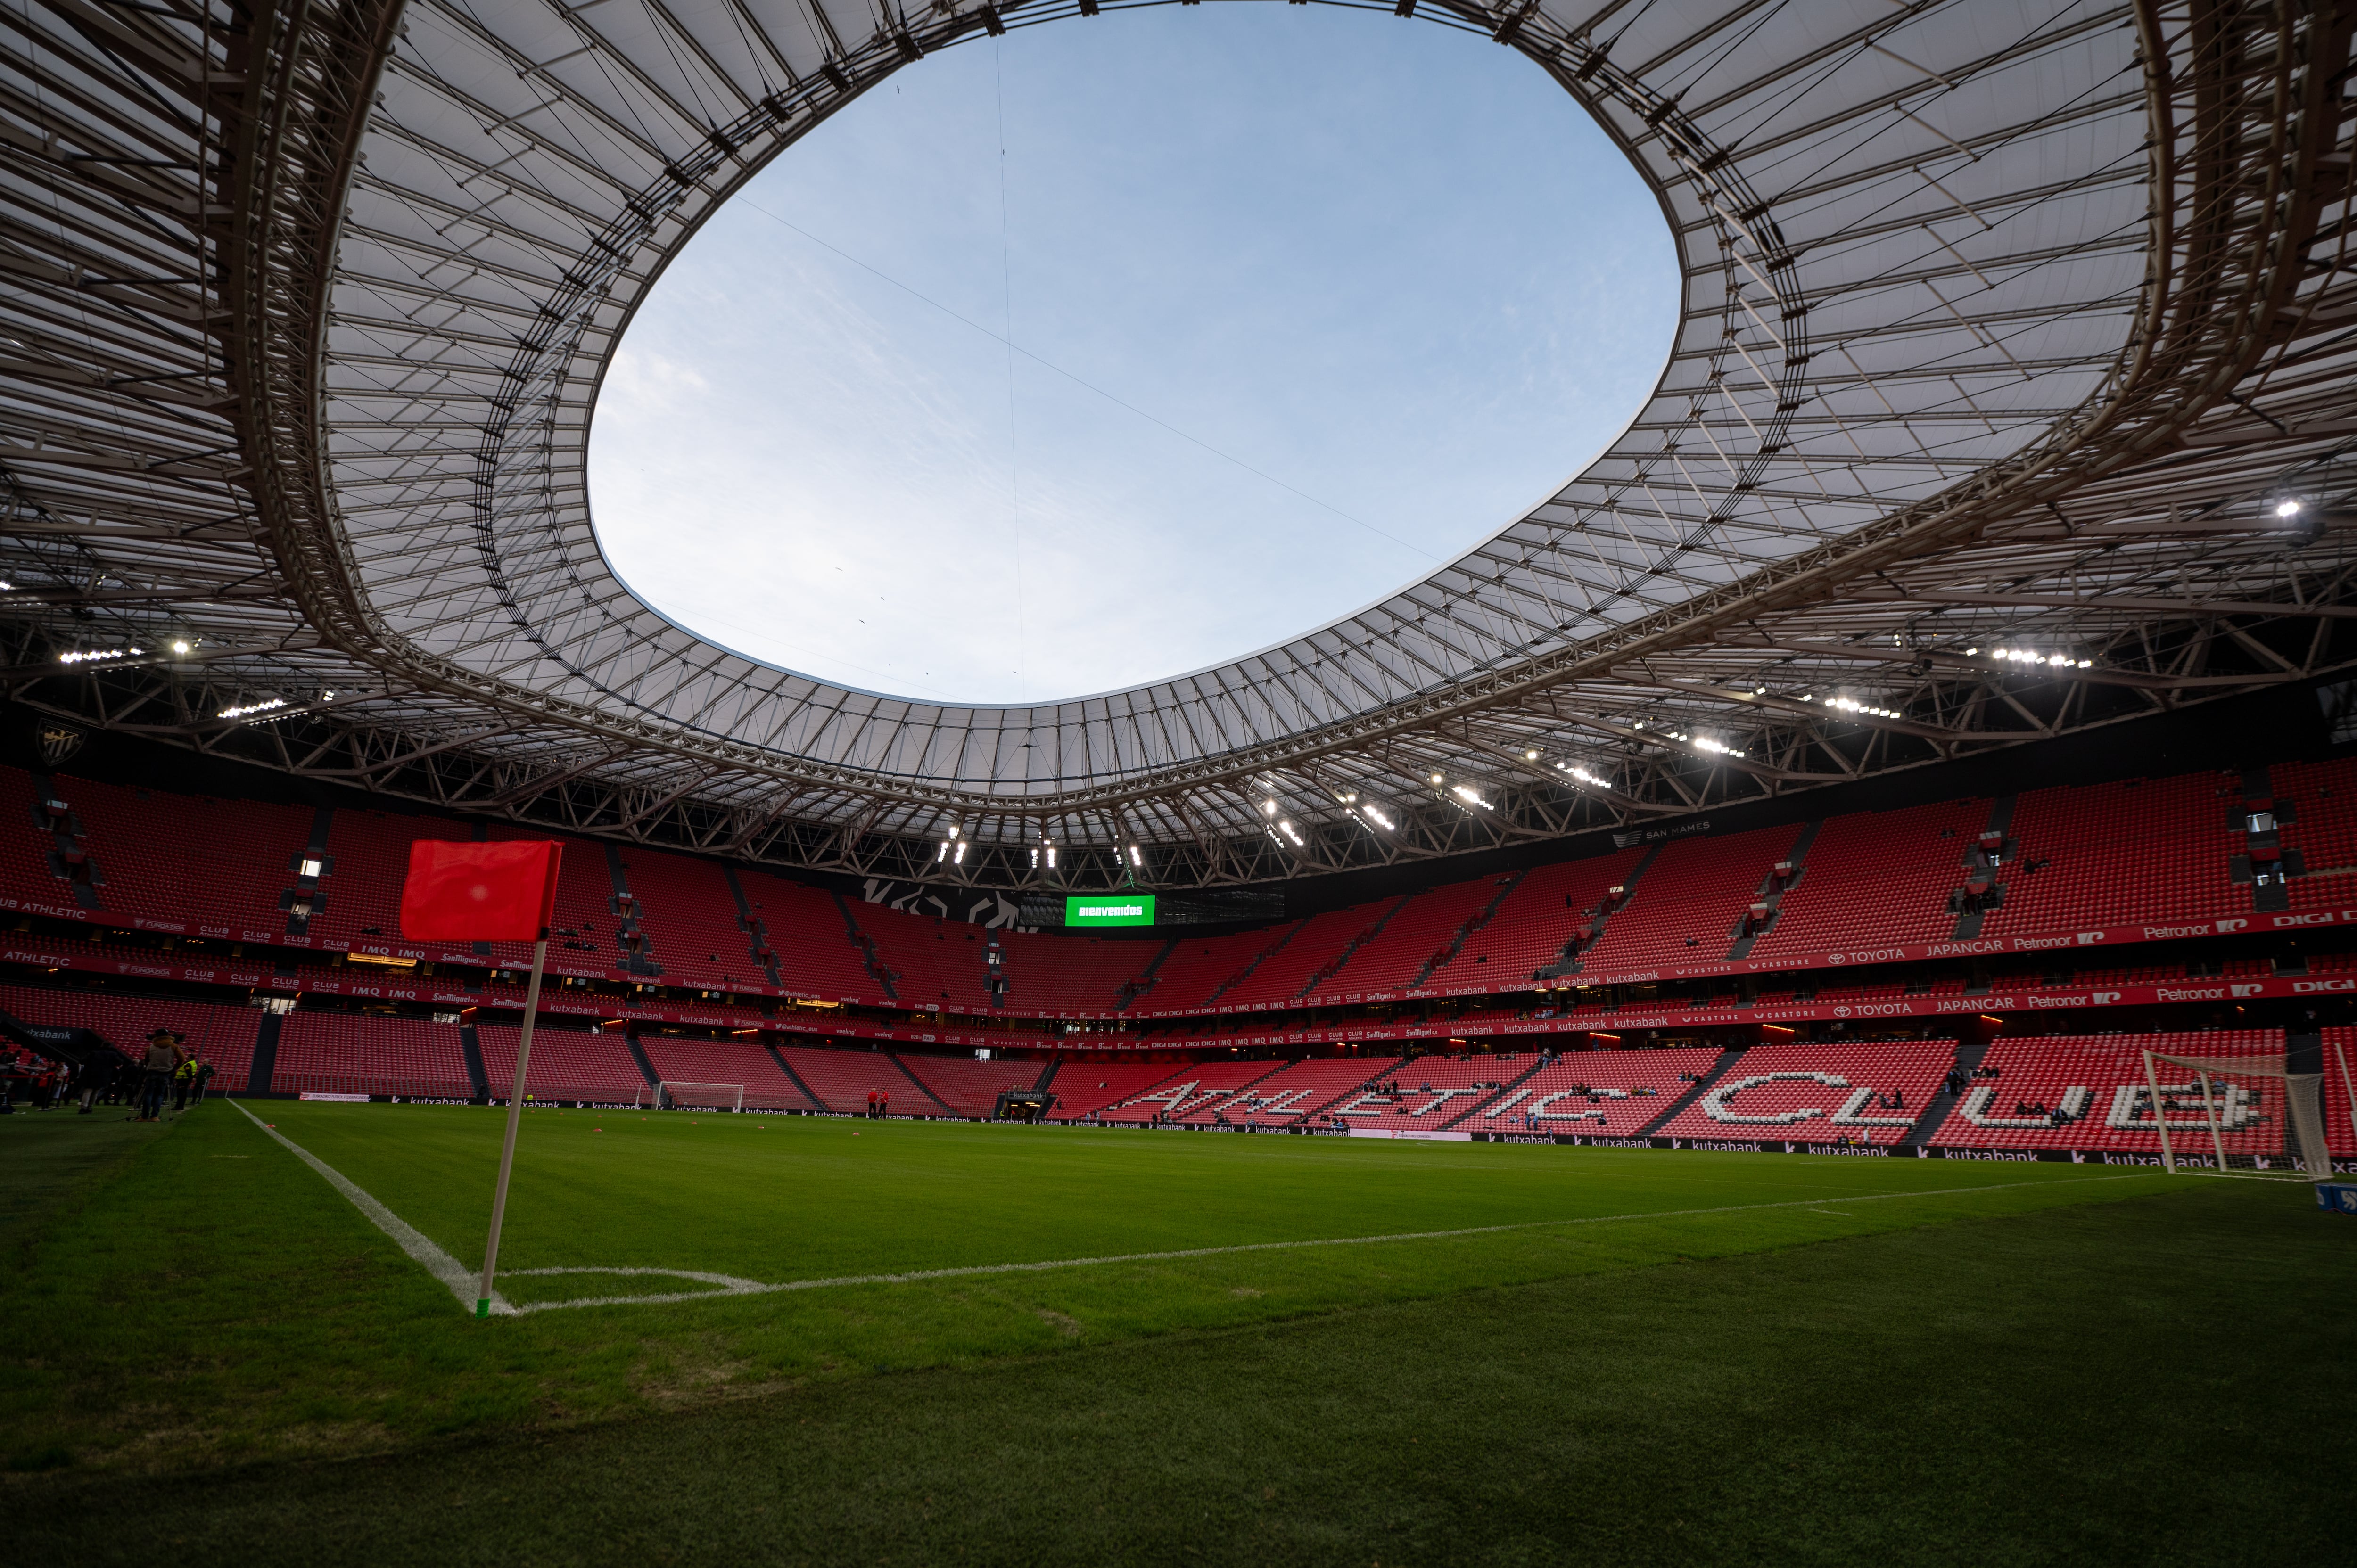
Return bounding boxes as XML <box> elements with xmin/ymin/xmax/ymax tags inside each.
<box><xmin>1065</xmin><ymin>895</ymin><xmax>1156</xmax><ymax>928</ymax></box>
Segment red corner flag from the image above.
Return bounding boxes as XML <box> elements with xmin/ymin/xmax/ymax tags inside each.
<box><xmin>400</xmin><ymin>840</ymin><xmax>563</xmax><ymax>942</ymax></box>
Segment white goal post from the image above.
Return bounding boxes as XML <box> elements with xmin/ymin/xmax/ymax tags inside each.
<box><xmin>638</xmin><ymin>1081</ymin><xmax>745</xmax><ymax>1111</ymax></box>
<box><xmin>2137</xmin><ymin>1048</ymin><xmax>2332</xmax><ymax>1181</ymax></box>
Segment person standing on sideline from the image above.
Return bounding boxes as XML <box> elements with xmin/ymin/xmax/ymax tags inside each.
<box><xmin>879</xmin><ymin>1089</ymin><xmax>890</xmax><ymax>1119</ymax></box>
<box><xmin>78</xmin><ymin>1046</ymin><xmax>124</xmax><ymax>1114</ymax></box>
<box><xmin>172</xmin><ymin>1053</ymin><xmax>197</xmax><ymax>1111</ymax></box>
<box><xmin>138</xmin><ymin>1028</ymin><xmax>181</xmax><ymax>1122</ymax></box>
<box><xmin>866</xmin><ymin>1089</ymin><xmax>878</xmax><ymax>1120</ymax></box>
<box><xmin>191</xmin><ymin>1055</ymin><xmax>216</xmax><ymax>1104</ymax></box>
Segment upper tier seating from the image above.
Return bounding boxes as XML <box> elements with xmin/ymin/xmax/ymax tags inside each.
<box><xmin>1747</xmin><ymin>799</ymin><xmax>1992</xmax><ymax>958</ymax></box>
<box><xmin>1436</xmin><ymin>849</ymin><xmax>1650</xmax><ymax>984</ymax></box>
<box><xmin>1321</xmin><ymin>878</ymin><xmax>1511</xmax><ymax>998</ymax></box>
<box><xmin>1927</xmin><ymin>1030</ymin><xmax>2298</xmax><ymax>1153</ymax></box>
<box><xmin>997</xmin><ymin>929</ymin><xmax>1158</xmax><ymax>1013</ymax></box>
<box><xmin>636</xmin><ymin>1035</ymin><xmax>815</xmax><ymax>1110</ymax></box>
<box><xmin>734</xmin><ymin>873</ymin><xmax>885</xmax><ymax>1002</ymax></box>
<box><xmin>273</xmin><ymin>1011</ymin><xmax>470</xmax><ymax>1098</ymax></box>
<box><xmin>1135</xmin><ymin>925</ymin><xmax>1301</xmax><ymax>1014</ymax></box>
<box><xmin>1581</xmin><ymin>825</ymin><xmax>1811</xmax><ymax>973</ymax></box>
<box><xmin>477</xmin><ymin>1023</ymin><xmax>648</xmax><ymax>1103</ymax></box>
<box><xmin>896</xmin><ymin>1054</ymin><xmax>1046</xmax><ymax>1117</ymax></box>
<box><xmin>1650</xmin><ymin>1040</ymin><xmax>1957</xmax><ymax>1145</ymax></box>
<box><xmin>1986</xmin><ymin>774</ymin><xmax>2243</xmax><ymax>933</ymax></box>
<box><xmin>46</xmin><ymin>777</ymin><xmax>313</xmax><ymax>939</ymax></box>
<box><xmin>844</xmin><ymin>902</ymin><xmax>998</xmax><ymax>1012</ymax></box>
<box><xmin>623</xmin><ymin>855</ymin><xmax>762</xmax><ymax>993</ymax></box>
<box><xmin>1218</xmin><ymin>904</ymin><xmax>1396</xmax><ymax>1008</ymax></box>
<box><xmin>1460</xmin><ymin>1047</ymin><xmax>1722</xmax><ymax>1135</ymax></box>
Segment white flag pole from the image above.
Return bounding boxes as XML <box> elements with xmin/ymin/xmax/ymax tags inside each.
<box><xmin>477</xmin><ymin>931</ymin><xmax>549</xmax><ymax>1317</ymax></box>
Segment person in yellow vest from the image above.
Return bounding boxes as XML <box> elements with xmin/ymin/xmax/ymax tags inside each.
<box><xmin>173</xmin><ymin>1053</ymin><xmax>198</xmax><ymax>1112</ymax></box>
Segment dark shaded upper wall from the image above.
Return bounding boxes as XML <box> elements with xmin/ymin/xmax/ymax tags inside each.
<box><xmin>5</xmin><ymin>684</ymin><xmax>2347</xmax><ymax>927</ymax></box>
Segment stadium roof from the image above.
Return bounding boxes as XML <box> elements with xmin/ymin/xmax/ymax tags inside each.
<box><xmin>5</xmin><ymin>0</ymin><xmax>2354</xmax><ymax>890</ymax></box>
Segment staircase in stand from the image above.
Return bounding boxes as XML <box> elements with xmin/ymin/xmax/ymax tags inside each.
<box><xmin>1538</xmin><ymin>841</ymin><xmax>1665</xmax><ymax>981</ymax></box>
<box><xmin>832</xmin><ymin>892</ymin><xmax>898</xmax><ymax>1002</ymax></box>
<box><xmin>1949</xmin><ymin>796</ymin><xmax>2018</xmax><ymax>940</ymax></box>
<box><xmin>1297</xmin><ymin>895</ymin><xmax>1414</xmax><ymax>1000</ymax></box>
<box><xmin>1632</xmin><ymin>1046</ymin><xmax>1747</xmax><ymax>1138</ymax></box>
<box><xmin>1411</xmin><ymin>872</ymin><xmax>1526</xmax><ymax>990</ymax></box>
<box><xmin>1725</xmin><ymin>821</ymin><xmax>1820</xmax><ymax>961</ymax></box>
<box><xmin>1899</xmin><ymin>1038</ymin><xmax>1988</xmax><ymax>1149</ymax></box>
<box><xmin>1205</xmin><ymin>923</ymin><xmax>1303</xmax><ymax>1008</ymax></box>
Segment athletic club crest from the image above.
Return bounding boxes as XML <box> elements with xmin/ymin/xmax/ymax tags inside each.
<box><xmin>35</xmin><ymin>722</ymin><xmax>82</xmax><ymax>767</ymax></box>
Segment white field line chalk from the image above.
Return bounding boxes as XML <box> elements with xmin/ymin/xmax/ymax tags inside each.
<box><xmin>500</xmin><ymin>1172</ymin><xmax>2154</xmax><ymax>1314</ymax></box>
<box><xmin>229</xmin><ymin>1098</ymin><xmax>514</xmax><ymax>1316</ymax></box>
<box><xmin>232</xmin><ymin>1101</ymin><xmax>2155</xmax><ymax>1317</ymax></box>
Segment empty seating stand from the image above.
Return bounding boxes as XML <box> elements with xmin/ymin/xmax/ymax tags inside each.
<box><xmin>895</xmin><ymin>1055</ymin><xmax>1045</xmax><ymax>1117</ymax></box>
<box><xmin>272</xmin><ymin>1012</ymin><xmax>471</xmax><ymax>1099</ymax></box>
<box><xmin>1580</xmin><ymin>825</ymin><xmax>1811</xmax><ymax>974</ymax></box>
<box><xmin>1928</xmin><ymin>1030</ymin><xmax>2294</xmax><ymax>1154</ymax></box>
<box><xmin>1650</xmin><ymin>1040</ymin><xmax>1956</xmax><ymax>1146</ymax></box>
<box><xmin>636</xmin><ymin>1035</ymin><xmax>815</xmax><ymax>1110</ymax></box>
<box><xmin>1326</xmin><ymin>1053</ymin><xmax>1539</xmax><ymax>1130</ymax></box>
<box><xmin>777</xmin><ymin>1044</ymin><xmax>913</xmax><ymax>1114</ymax></box>
<box><xmin>1460</xmin><ymin>1047</ymin><xmax>1720</xmax><ymax>1136</ymax></box>
<box><xmin>476</xmin><ymin>1023</ymin><xmax>648</xmax><ymax>1104</ymax></box>
<box><xmin>0</xmin><ymin>983</ymin><xmax>261</xmax><ymax>1087</ymax></box>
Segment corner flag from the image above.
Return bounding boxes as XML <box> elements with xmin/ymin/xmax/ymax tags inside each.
<box><xmin>399</xmin><ymin>840</ymin><xmax>562</xmax><ymax>942</ymax></box>
<box><xmin>397</xmin><ymin>839</ymin><xmax>565</xmax><ymax>1318</ymax></box>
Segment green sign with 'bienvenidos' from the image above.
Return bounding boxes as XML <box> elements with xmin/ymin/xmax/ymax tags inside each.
<box><xmin>1065</xmin><ymin>895</ymin><xmax>1156</xmax><ymax>927</ymax></box>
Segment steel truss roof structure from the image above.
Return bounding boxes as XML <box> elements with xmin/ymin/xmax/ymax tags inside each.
<box><xmin>4</xmin><ymin>0</ymin><xmax>2355</xmax><ymax>891</ymax></box>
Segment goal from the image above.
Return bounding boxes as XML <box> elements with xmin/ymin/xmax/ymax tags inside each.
<box><xmin>2136</xmin><ymin>1044</ymin><xmax>2334</xmax><ymax>1180</ymax></box>
<box><xmin>638</xmin><ymin>1081</ymin><xmax>745</xmax><ymax>1111</ymax></box>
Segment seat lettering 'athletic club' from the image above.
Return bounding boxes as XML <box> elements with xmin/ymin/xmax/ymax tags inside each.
<box><xmin>4</xmin><ymin>0</ymin><xmax>2354</xmax><ymax>1556</ymax></box>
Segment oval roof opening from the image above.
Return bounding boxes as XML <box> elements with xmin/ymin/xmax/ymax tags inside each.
<box><xmin>590</xmin><ymin>7</ymin><xmax>1677</xmax><ymax>706</ymax></box>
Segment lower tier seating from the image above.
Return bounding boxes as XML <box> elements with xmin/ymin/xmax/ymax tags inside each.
<box><xmin>637</xmin><ymin>1035</ymin><xmax>816</xmax><ymax>1110</ymax></box>
<box><xmin>273</xmin><ymin>1012</ymin><xmax>471</xmax><ymax>1099</ymax></box>
<box><xmin>897</xmin><ymin>1055</ymin><xmax>1047</xmax><ymax>1117</ymax></box>
<box><xmin>1926</xmin><ymin>1030</ymin><xmax>2315</xmax><ymax>1154</ymax></box>
<box><xmin>1649</xmin><ymin>1041</ymin><xmax>1957</xmax><ymax>1146</ymax></box>
<box><xmin>777</xmin><ymin>1044</ymin><xmax>912</xmax><ymax>1114</ymax></box>
<box><xmin>1461</xmin><ymin>1047</ymin><xmax>1722</xmax><ymax>1136</ymax></box>
<box><xmin>477</xmin><ymin>1024</ymin><xmax>648</xmax><ymax>1103</ymax></box>
<box><xmin>1326</xmin><ymin>1054</ymin><xmax>1540</xmax><ymax>1130</ymax></box>
<box><xmin>0</xmin><ymin>983</ymin><xmax>260</xmax><ymax>1087</ymax></box>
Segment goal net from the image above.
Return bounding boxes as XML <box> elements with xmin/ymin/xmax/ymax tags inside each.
<box><xmin>2136</xmin><ymin>1048</ymin><xmax>2331</xmax><ymax>1180</ymax></box>
<box><xmin>638</xmin><ymin>1081</ymin><xmax>744</xmax><ymax>1111</ymax></box>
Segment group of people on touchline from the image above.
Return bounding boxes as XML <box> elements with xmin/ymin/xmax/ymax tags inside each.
<box><xmin>1</xmin><ymin>1026</ymin><xmax>213</xmax><ymax>1119</ymax></box>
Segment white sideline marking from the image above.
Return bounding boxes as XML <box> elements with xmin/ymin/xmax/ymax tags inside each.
<box><xmin>229</xmin><ymin>1098</ymin><xmax>514</xmax><ymax>1316</ymax></box>
<box><xmin>231</xmin><ymin>1100</ymin><xmax>2154</xmax><ymax>1318</ymax></box>
<box><xmin>503</xmin><ymin>1173</ymin><xmax>2151</xmax><ymax>1314</ymax></box>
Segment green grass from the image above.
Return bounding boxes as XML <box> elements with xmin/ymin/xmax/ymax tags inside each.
<box><xmin>2</xmin><ymin>1099</ymin><xmax>2350</xmax><ymax>1562</ymax></box>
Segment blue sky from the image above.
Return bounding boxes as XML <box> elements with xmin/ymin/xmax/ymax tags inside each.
<box><xmin>588</xmin><ymin>7</ymin><xmax>1677</xmax><ymax>706</ymax></box>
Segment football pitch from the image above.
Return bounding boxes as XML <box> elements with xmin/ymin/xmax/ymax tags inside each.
<box><xmin>6</xmin><ymin>1100</ymin><xmax>2352</xmax><ymax>1564</ymax></box>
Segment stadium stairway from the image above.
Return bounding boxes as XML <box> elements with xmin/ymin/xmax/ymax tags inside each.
<box><xmin>1410</xmin><ymin>871</ymin><xmax>1526</xmax><ymax>991</ymax></box>
<box><xmin>1114</xmin><ymin>938</ymin><xmax>1180</xmax><ymax>1011</ymax></box>
<box><xmin>833</xmin><ymin>892</ymin><xmax>898</xmax><ymax>1002</ymax></box>
<box><xmin>1949</xmin><ymin>796</ymin><xmax>2018</xmax><ymax>940</ymax></box>
<box><xmin>721</xmin><ymin>866</ymin><xmax>785</xmax><ymax>989</ymax></box>
<box><xmin>1537</xmin><ymin>840</ymin><xmax>1664</xmax><ymax>982</ymax></box>
<box><xmin>622</xmin><ymin>1032</ymin><xmax>663</xmax><ymax>1092</ymax></box>
<box><xmin>1032</xmin><ymin>1057</ymin><xmax>1060</xmax><ymax>1094</ymax></box>
<box><xmin>28</xmin><ymin>770</ymin><xmax>104</xmax><ymax>911</ymax></box>
<box><xmin>1298</xmin><ymin>895</ymin><xmax>1413</xmax><ymax>1000</ymax></box>
<box><xmin>1632</xmin><ymin>1046</ymin><xmax>1747</xmax><ymax>1137</ymax></box>
<box><xmin>459</xmin><ymin>1020</ymin><xmax>492</xmax><ymax>1099</ymax></box>
<box><xmin>1724</xmin><ymin>821</ymin><xmax>1820</xmax><ymax>962</ymax></box>
<box><xmin>245</xmin><ymin>1010</ymin><xmax>284</xmax><ymax>1094</ymax></box>
<box><xmin>888</xmin><ymin>1054</ymin><xmax>958</xmax><ymax>1116</ymax></box>
<box><xmin>1204</xmin><ymin>924</ymin><xmax>1303</xmax><ymax>1008</ymax></box>
<box><xmin>1897</xmin><ymin>1038</ymin><xmax>1987</xmax><ymax>1150</ymax></box>
<box><xmin>765</xmin><ymin>1043</ymin><xmax>828</xmax><ymax>1110</ymax></box>
<box><xmin>281</xmin><ymin>806</ymin><xmax>334</xmax><ymax>938</ymax></box>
